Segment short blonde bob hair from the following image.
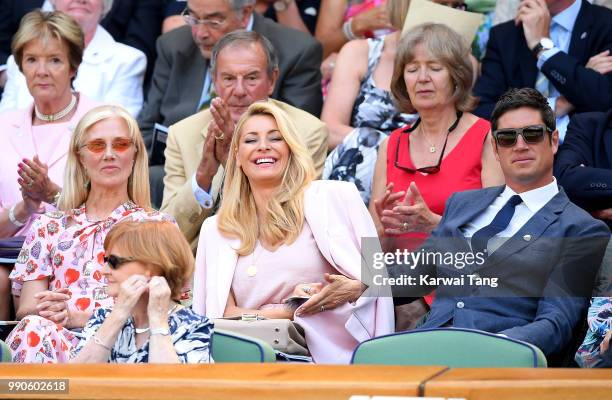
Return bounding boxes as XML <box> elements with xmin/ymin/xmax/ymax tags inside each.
<box><xmin>391</xmin><ymin>23</ymin><xmax>477</xmax><ymax>114</ymax></box>
<box><xmin>12</xmin><ymin>10</ymin><xmax>84</xmax><ymax>81</ymax></box>
<box><xmin>104</xmin><ymin>220</ymin><xmax>193</xmax><ymax>300</ymax></box>
<box><xmin>59</xmin><ymin>104</ymin><xmax>151</xmax><ymax>211</ymax></box>
<box><xmin>217</xmin><ymin>101</ymin><xmax>316</xmax><ymax>256</ymax></box>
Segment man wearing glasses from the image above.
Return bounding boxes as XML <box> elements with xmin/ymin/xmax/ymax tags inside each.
<box><xmin>139</xmin><ymin>0</ymin><xmax>322</xmax><ymax>206</ymax></box>
<box><xmin>387</xmin><ymin>88</ymin><xmax>610</xmax><ymax>359</ymax></box>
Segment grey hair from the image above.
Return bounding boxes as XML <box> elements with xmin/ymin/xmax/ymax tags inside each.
<box><xmin>229</xmin><ymin>0</ymin><xmax>256</xmax><ymax>10</ymax></box>
<box><xmin>210</xmin><ymin>30</ymin><xmax>279</xmax><ymax>79</ymax></box>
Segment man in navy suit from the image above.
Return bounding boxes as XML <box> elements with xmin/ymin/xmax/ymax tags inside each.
<box><xmin>388</xmin><ymin>88</ymin><xmax>610</xmax><ymax>357</ymax></box>
<box><xmin>554</xmin><ymin>110</ymin><xmax>612</xmax><ymax>229</ymax></box>
<box><xmin>474</xmin><ymin>0</ymin><xmax>612</xmax><ymax>142</ymax></box>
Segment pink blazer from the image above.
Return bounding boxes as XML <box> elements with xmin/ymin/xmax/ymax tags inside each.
<box><xmin>193</xmin><ymin>180</ymin><xmax>395</xmax><ymax>363</ymax></box>
<box><xmin>0</xmin><ymin>94</ymin><xmax>98</xmax><ymax>235</ymax></box>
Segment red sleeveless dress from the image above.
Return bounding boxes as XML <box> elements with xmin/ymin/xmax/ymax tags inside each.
<box><xmin>386</xmin><ymin>118</ymin><xmax>490</xmax><ymax>303</ymax></box>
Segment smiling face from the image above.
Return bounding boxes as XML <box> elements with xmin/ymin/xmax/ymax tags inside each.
<box><xmin>403</xmin><ymin>42</ymin><xmax>454</xmax><ymax>112</ymax></box>
<box><xmin>214</xmin><ymin>42</ymin><xmax>278</xmax><ymax>124</ymax></box>
<box><xmin>78</xmin><ymin>116</ymin><xmax>137</xmax><ymax>193</ymax></box>
<box><xmin>492</xmin><ymin>107</ymin><xmax>558</xmax><ymax>193</ymax></box>
<box><xmin>52</xmin><ymin>0</ymin><xmax>103</xmax><ymax>33</ymax></box>
<box><xmin>235</xmin><ymin>113</ymin><xmax>290</xmax><ymax>188</ymax></box>
<box><xmin>21</xmin><ymin>37</ymin><xmax>75</xmax><ymax>105</ymax></box>
<box><xmin>187</xmin><ymin>0</ymin><xmax>249</xmax><ymax>59</ymax></box>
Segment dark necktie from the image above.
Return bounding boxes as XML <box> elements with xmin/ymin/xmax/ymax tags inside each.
<box><xmin>471</xmin><ymin>195</ymin><xmax>523</xmax><ymax>255</ymax></box>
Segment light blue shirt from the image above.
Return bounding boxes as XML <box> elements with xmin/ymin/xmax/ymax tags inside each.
<box><xmin>536</xmin><ymin>0</ymin><xmax>582</xmax><ymax>143</ymax></box>
<box><xmin>192</xmin><ymin>14</ymin><xmax>255</xmax><ymax>208</ymax></box>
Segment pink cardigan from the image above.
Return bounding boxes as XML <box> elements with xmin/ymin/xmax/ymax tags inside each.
<box><xmin>192</xmin><ymin>180</ymin><xmax>395</xmax><ymax>363</ymax></box>
<box><xmin>0</xmin><ymin>94</ymin><xmax>98</xmax><ymax>235</ymax></box>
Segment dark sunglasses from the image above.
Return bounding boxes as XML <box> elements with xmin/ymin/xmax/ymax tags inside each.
<box><xmin>80</xmin><ymin>137</ymin><xmax>134</xmax><ymax>154</ymax></box>
<box><xmin>104</xmin><ymin>254</ymin><xmax>136</xmax><ymax>270</ymax></box>
<box><xmin>492</xmin><ymin>125</ymin><xmax>553</xmax><ymax>147</ymax></box>
<box><xmin>394</xmin><ymin>111</ymin><xmax>463</xmax><ymax>174</ymax></box>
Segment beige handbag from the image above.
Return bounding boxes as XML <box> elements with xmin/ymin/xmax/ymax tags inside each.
<box><xmin>213</xmin><ymin>317</ymin><xmax>310</xmax><ymax>356</ymax></box>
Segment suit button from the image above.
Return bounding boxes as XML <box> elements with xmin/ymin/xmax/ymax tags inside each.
<box><xmin>456</xmin><ymin>301</ymin><xmax>465</xmax><ymax>309</ymax></box>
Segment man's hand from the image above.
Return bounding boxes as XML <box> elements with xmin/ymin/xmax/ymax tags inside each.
<box><xmin>592</xmin><ymin>208</ymin><xmax>612</xmax><ymax>221</ymax></box>
<box><xmin>209</xmin><ymin>98</ymin><xmax>236</xmax><ymax>166</ymax></box>
<box><xmin>195</xmin><ymin>123</ymin><xmax>221</xmax><ymax>191</ymax></box>
<box><xmin>516</xmin><ymin>0</ymin><xmax>551</xmax><ymax>51</ymax></box>
<box><xmin>586</xmin><ymin>50</ymin><xmax>612</xmax><ymax>75</ymax></box>
<box><xmin>555</xmin><ymin>96</ymin><xmax>575</xmax><ymax>118</ymax></box>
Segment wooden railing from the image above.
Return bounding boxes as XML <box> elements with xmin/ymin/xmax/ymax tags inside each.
<box><xmin>0</xmin><ymin>364</ymin><xmax>610</xmax><ymax>399</ymax></box>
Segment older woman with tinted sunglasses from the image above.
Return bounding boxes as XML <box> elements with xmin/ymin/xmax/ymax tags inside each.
<box><xmin>72</xmin><ymin>220</ymin><xmax>211</xmax><ymax>364</ymax></box>
<box><xmin>5</xmin><ymin>105</ymin><xmax>172</xmax><ymax>363</ymax></box>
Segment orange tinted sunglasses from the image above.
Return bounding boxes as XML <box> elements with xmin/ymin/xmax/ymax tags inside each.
<box><xmin>80</xmin><ymin>137</ymin><xmax>134</xmax><ymax>154</ymax></box>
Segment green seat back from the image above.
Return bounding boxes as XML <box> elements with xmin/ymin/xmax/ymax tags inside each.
<box><xmin>351</xmin><ymin>328</ymin><xmax>547</xmax><ymax>368</ymax></box>
<box><xmin>211</xmin><ymin>329</ymin><xmax>275</xmax><ymax>363</ymax></box>
<box><xmin>1</xmin><ymin>340</ymin><xmax>11</xmax><ymax>362</ymax></box>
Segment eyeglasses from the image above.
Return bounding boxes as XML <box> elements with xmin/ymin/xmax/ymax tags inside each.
<box><xmin>181</xmin><ymin>8</ymin><xmax>226</xmax><ymax>29</ymax></box>
<box><xmin>492</xmin><ymin>125</ymin><xmax>553</xmax><ymax>147</ymax></box>
<box><xmin>104</xmin><ymin>254</ymin><xmax>136</xmax><ymax>270</ymax></box>
<box><xmin>80</xmin><ymin>137</ymin><xmax>133</xmax><ymax>154</ymax></box>
<box><xmin>394</xmin><ymin>111</ymin><xmax>463</xmax><ymax>174</ymax></box>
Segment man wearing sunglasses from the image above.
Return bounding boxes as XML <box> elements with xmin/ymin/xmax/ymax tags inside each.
<box><xmin>387</xmin><ymin>88</ymin><xmax>610</xmax><ymax>359</ymax></box>
<box><xmin>474</xmin><ymin>0</ymin><xmax>612</xmax><ymax>143</ymax></box>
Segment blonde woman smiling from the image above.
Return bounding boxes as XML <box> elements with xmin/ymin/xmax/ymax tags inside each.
<box><xmin>192</xmin><ymin>101</ymin><xmax>393</xmax><ymax>364</ymax></box>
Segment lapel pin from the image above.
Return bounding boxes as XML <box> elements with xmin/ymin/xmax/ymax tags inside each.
<box><xmin>523</xmin><ymin>234</ymin><xmax>532</xmax><ymax>242</ymax></box>
<box><xmin>580</xmin><ymin>32</ymin><xmax>587</xmax><ymax>39</ymax></box>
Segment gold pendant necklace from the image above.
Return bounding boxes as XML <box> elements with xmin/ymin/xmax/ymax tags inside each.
<box><xmin>247</xmin><ymin>243</ymin><xmax>265</xmax><ymax>277</ymax></box>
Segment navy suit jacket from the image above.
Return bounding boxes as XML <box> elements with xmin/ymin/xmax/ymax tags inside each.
<box><xmin>390</xmin><ymin>185</ymin><xmax>610</xmax><ymax>356</ymax></box>
<box><xmin>473</xmin><ymin>0</ymin><xmax>612</xmax><ymax>119</ymax></box>
<box><xmin>554</xmin><ymin>110</ymin><xmax>612</xmax><ymax>224</ymax></box>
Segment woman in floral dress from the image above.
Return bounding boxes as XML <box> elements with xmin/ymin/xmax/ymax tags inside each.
<box><xmin>6</xmin><ymin>105</ymin><xmax>172</xmax><ymax>363</ymax></box>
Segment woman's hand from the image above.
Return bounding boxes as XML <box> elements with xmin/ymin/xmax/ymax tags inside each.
<box><xmin>321</xmin><ymin>53</ymin><xmax>338</xmax><ymax>82</ymax></box>
<box><xmin>373</xmin><ymin>182</ymin><xmax>404</xmax><ymax>222</ymax></box>
<box><xmin>18</xmin><ymin>156</ymin><xmax>60</xmax><ymax>203</ymax></box>
<box><xmin>601</xmin><ymin>330</ymin><xmax>612</xmax><ymax>355</ymax></box>
<box><xmin>34</xmin><ymin>288</ymin><xmax>71</xmax><ymax>326</ymax></box>
<box><xmin>147</xmin><ymin>276</ymin><xmax>172</xmax><ymax>327</ymax></box>
<box><xmin>381</xmin><ymin>182</ymin><xmax>441</xmax><ymax>235</ymax></box>
<box><xmin>296</xmin><ymin>273</ymin><xmax>366</xmax><ymax>316</ymax></box>
<box><xmin>351</xmin><ymin>4</ymin><xmax>392</xmax><ymax>37</ymax></box>
<box><xmin>113</xmin><ymin>274</ymin><xmax>149</xmax><ymax>320</ymax></box>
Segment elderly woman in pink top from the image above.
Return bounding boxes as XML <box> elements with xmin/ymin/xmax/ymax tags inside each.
<box><xmin>0</xmin><ymin>11</ymin><xmax>97</xmax><ymax>320</ymax></box>
<box><xmin>192</xmin><ymin>101</ymin><xmax>394</xmax><ymax>364</ymax></box>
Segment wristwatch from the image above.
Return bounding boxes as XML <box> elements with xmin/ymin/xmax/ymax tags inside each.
<box><xmin>531</xmin><ymin>37</ymin><xmax>554</xmax><ymax>57</ymax></box>
<box><xmin>273</xmin><ymin>0</ymin><xmax>292</xmax><ymax>12</ymax></box>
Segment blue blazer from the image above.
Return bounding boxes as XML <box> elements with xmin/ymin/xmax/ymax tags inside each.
<box><xmin>394</xmin><ymin>186</ymin><xmax>610</xmax><ymax>356</ymax></box>
<box><xmin>473</xmin><ymin>0</ymin><xmax>612</xmax><ymax>119</ymax></box>
<box><xmin>554</xmin><ymin>110</ymin><xmax>612</xmax><ymax>226</ymax></box>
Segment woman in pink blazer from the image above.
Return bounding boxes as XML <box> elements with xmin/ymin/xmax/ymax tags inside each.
<box><xmin>192</xmin><ymin>101</ymin><xmax>394</xmax><ymax>364</ymax></box>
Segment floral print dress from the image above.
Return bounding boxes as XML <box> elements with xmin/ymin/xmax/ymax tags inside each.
<box><xmin>72</xmin><ymin>307</ymin><xmax>213</xmax><ymax>363</ymax></box>
<box><xmin>576</xmin><ymin>297</ymin><xmax>612</xmax><ymax>368</ymax></box>
<box><xmin>6</xmin><ymin>201</ymin><xmax>172</xmax><ymax>363</ymax></box>
<box><xmin>323</xmin><ymin>37</ymin><xmax>417</xmax><ymax>205</ymax></box>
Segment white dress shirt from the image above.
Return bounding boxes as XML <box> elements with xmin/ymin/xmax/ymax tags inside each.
<box><xmin>536</xmin><ymin>0</ymin><xmax>582</xmax><ymax>143</ymax></box>
<box><xmin>0</xmin><ymin>26</ymin><xmax>146</xmax><ymax>117</ymax></box>
<box><xmin>462</xmin><ymin>179</ymin><xmax>560</xmax><ymax>254</ymax></box>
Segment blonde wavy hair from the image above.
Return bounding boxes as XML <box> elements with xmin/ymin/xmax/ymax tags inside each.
<box><xmin>217</xmin><ymin>101</ymin><xmax>316</xmax><ymax>256</ymax></box>
<box><xmin>58</xmin><ymin>104</ymin><xmax>151</xmax><ymax>211</ymax></box>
